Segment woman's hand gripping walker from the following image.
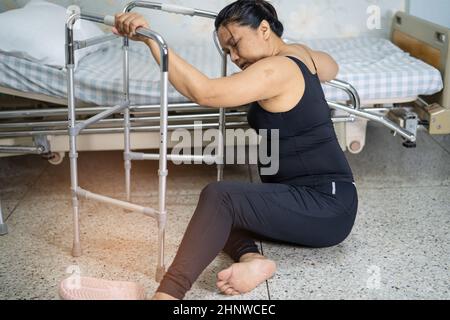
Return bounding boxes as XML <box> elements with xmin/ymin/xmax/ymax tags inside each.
<box><xmin>108</xmin><ymin>13</ymin><xmax>151</xmax><ymax>43</ymax></box>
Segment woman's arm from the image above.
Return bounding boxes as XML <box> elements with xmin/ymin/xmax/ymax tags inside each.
<box><xmin>146</xmin><ymin>42</ymin><xmax>291</xmax><ymax>108</ymax></box>
<box><xmin>113</xmin><ymin>13</ymin><xmax>290</xmax><ymax>108</ymax></box>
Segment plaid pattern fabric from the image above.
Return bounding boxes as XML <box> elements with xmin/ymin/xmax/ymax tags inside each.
<box><xmin>0</xmin><ymin>37</ymin><xmax>443</xmax><ymax>106</ymax></box>
<box><xmin>304</xmin><ymin>37</ymin><xmax>444</xmax><ymax>102</ymax></box>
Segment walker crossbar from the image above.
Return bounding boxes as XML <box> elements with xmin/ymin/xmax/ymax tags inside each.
<box><xmin>127</xmin><ymin>151</ymin><xmax>219</xmax><ymax>163</ymax></box>
<box><xmin>75</xmin><ymin>34</ymin><xmax>120</xmax><ymax>50</ymax></box>
<box><xmin>72</xmin><ymin>102</ymin><xmax>129</xmax><ymax>135</ymax></box>
<box><xmin>76</xmin><ymin>187</ymin><xmax>158</xmax><ymax>218</ymax></box>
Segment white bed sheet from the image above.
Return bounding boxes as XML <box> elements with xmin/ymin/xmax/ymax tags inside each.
<box><xmin>0</xmin><ymin>36</ymin><xmax>443</xmax><ymax>106</ymax></box>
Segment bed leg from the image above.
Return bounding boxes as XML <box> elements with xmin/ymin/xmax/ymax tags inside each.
<box><xmin>0</xmin><ymin>200</ymin><xmax>8</xmax><ymax>236</ymax></box>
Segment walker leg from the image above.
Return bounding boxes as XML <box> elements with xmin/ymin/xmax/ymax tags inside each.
<box><xmin>124</xmin><ymin>108</ymin><xmax>132</xmax><ymax>202</ymax></box>
<box><xmin>156</xmin><ymin>227</ymin><xmax>166</xmax><ymax>283</ymax></box>
<box><xmin>72</xmin><ymin>197</ymin><xmax>83</xmax><ymax>257</ymax></box>
<box><xmin>156</xmin><ymin>70</ymin><xmax>169</xmax><ymax>283</ymax></box>
<box><xmin>217</xmin><ymin>51</ymin><xmax>227</xmax><ymax>182</ymax></box>
<box><xmin>0</xmin><ymin>200</ymin><xmax>8</xmax><ymax>236</ymax></box>
<box><xmin>217</xmin><ymin>107</ymin><xmax>226</xmax><ymax>182</ymax></box>
<box><xmin>217</xmin><ymin>164</ymin><xmax>224</xmax><ymax>182</ymax></box>
<box><xmin>123</xmin><ymin>43</ymin><xmax>132</xmax><ymax>202</ymax></box>
<box><xmin>70</xmin><ymin>148</ymin><xmax>82</xmax><ymax>257</ymax></box>
<box><xmin>67</xmin><ymin>63</ymin><xmax>82</xmax><ymax>257</ymax></box>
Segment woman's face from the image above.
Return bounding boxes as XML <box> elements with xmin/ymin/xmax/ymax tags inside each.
<box><xmin>217</xmin><ymin>21</ymin><xmax>271</xmax><ymax>70</ymax></box>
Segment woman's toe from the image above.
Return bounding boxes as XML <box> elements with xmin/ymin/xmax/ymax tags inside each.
<box><xmin>225</xmin><ymin>288</ymin><xmax>234</xmax><ymax>295</ymax></box>
<box><xmin>217</xmin><ymin>266</ymin><xmax>233</xmax><ymax>282</ymax></box>
<box><xmin>219</xmin><ymin>284</ymin><xmax>231</xmax><ymax>294</ymax></box>
<box><xmin>216</xmin><ymin>280</ymin><xmax>227</xmax><ymax>289</ymax></box>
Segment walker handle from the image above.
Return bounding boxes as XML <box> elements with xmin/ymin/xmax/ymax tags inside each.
<box><xmin>104</xmin><ymin>15</ymin><xmax>116</xmax><ymax>27</ymax></box>
<box><xmin>103</xmin><ymin>3</ymin><xmax>196</xmax><ymax>26</ymax></box>
<box><xmin>160</xmin><ymin>4</ymin><xmax>195</xmax><ymax>16</ymax></box>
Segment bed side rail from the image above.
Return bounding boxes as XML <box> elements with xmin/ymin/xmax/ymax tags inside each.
<box><xmin>324</xmin><ymin>79</ymin><xmax>416</xmax><ymax>143</ymax></box>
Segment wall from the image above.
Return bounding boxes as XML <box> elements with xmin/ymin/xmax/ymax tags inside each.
<box><xmin>408</xmin><ymin>0</ymin><xmax>450</xmax><ymax>28</ymax></box>
<box><xmin>1</xmin><ymin>0</ymin><xmax>406</xmax><ymax>42</ymax></box>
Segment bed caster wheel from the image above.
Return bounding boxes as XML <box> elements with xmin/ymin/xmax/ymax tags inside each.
<box><xmin>155</xmin><ymin>266</ymin><xmax>166</xmax><ymax>283</ymax></box>
<box><xmin>47</xmin><ymin>152</ymin><xmax>65</xmax><ymax>165</ymax></box>
<box><xmin>349</xmin><ymin>141</ymin><xmax>362</xmax><ymax>153</ymax></box>
<box><xmin>403</xmin><ymin>141</ymin><xmax>416</xmax><ymax>148</ymax></box>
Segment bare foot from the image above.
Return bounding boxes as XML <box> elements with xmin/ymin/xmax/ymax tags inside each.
<box><xmin>216</xmin><ymin>253</ymin><xmax>276</xmax><ymax>296</ymax></box>
<box><xmin>151</xmin><ymin>292</ymin><xmax>179</xmax><ymax>300</ymax></box>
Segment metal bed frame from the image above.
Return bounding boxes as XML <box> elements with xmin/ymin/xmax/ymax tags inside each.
<box><xmin>0</xmin><ymin>1</ymin><xmax>416</xmax><ymax>280</ymax></box>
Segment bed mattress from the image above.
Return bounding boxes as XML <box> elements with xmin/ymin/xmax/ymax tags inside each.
<box><xmin>0</xmin><ymin>36</ymin><xmax>444</xmax><ymax>106</ymax></box>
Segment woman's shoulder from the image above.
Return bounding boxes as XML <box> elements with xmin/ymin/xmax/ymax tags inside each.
<box><xmin>246</xmin><ymin>56</ymin><xmax>301</xmax><ymax>80</ymax></box>
<box><xmin>282</xmin><ymin>43</ymin><xmax>339</xmax><ymax>82</ymax></box>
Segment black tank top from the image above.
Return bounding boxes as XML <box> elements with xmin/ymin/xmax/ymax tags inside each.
<box><xmin>247</xmin><ymin>55</ymin><xmax>354</xmax><ymax>186</ymax></box>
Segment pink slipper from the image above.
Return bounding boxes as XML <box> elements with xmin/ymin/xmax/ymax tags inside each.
<box><xmin>59</xmin><ymin>276</ymin><xmax>146</xmax><ymax>300</ymax></box>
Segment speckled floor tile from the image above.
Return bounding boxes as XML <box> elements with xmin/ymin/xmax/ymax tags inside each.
<box><xmin>0</xmin><ymin>155</ymin><xmax>48</xmax><ymax>200</ymax></box>
<box><xmin>263</xmin><ymin>186</ymin><xmax>450</xmax><ymax>300</ymax></box>
<box><xmin>431</xmin><ymin>134</ymin><xmax>450</xmax><ymax>154</ymax></box>
<box><xmin>1</xmin><ymin>123</ymin><xmax>449</xmax><ymax>300</ymax></box>
<box><xmin>0</xmin><ymin>194</ymin><xmax>268</xmax><ymax>300</ymax></box>
<box><xmin>346</xmin><ymin>123</ymin><xmax>450</xmax><ymax>188</ymax></box>
<box><xmin>25</xmin><ymin>151</ymin><xmax>250</xmax><ymax>200</ymax></box>
<box><xmin>0</xmin><ymin>199</ymin><xmax>17</xmax><ymax>222</ymax></box>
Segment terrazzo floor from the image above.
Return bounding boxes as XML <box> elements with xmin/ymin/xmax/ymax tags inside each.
<box><xmin>0</xmin><ymin>122</ymin><xmax>449</xmax><ymax>300</ymax></box>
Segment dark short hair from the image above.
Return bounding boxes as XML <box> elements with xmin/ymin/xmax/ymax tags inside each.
<box><xmin>215</xmin><ymin>0</ymin><xmax>284</xmax><ymax>37</ymax></box>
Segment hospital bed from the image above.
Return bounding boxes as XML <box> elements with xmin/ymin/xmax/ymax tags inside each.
<box><xmin>0</xmin><ymin>11</ymin><xmax>448</xmax><ymax>159</ymax></box>
<box><xmin>0</xmin><ymin>2</ymin><xmax>448</xmax><ymax>279</ymax></box>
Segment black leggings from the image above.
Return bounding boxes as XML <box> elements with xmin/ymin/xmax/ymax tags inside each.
<box><xmin>157</xmin><ymin>180</ymin><xmax>358</xmax><ymax>299</ymax></box>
